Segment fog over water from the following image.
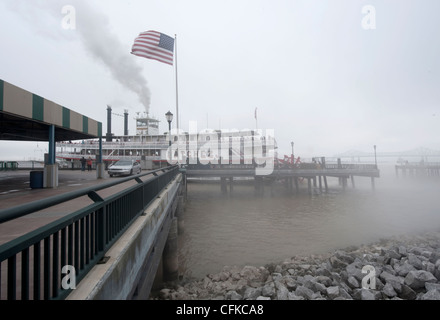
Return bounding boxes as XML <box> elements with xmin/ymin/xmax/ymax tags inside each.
<box><xmin>177</xmin><ymin>164</ymin><xmax>440</xmax><ymax>280</ymax></box>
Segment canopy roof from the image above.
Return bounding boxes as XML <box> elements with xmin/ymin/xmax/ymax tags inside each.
<box><xmin>0</xmin><ymin>79</ymin><xmax>102</xmax><ymax>142</ymax></box>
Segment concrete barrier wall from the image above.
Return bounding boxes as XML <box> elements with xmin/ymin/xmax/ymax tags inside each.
<box><xmin>67</xmin><ymin>174</ymin><xmax>182</xmax><ymax>300</ymax></box>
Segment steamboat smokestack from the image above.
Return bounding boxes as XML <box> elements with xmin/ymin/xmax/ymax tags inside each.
<box><xmin>124</xmin><ymin>109</ymin><xmax>129</xmax><ymax>136</ymax></box>
<box><xmin>106</xmin><ymin>105</ymin><xmax>113</xmax><ymax>142</ymax></box>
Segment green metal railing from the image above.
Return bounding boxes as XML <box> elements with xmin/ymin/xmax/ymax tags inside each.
<box><xmin>0</xmin><ymin>165</ymin><xmax>179</xmax><ymax>300</ymax></box>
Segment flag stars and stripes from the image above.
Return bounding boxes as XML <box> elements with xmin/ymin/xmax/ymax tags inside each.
<box><xmin>131</xmin><ymin>30</ymin><xmax>175</xmax><ymax>65</ymax></box>
<box><xmin>158</xmin><ymin>34</ymin><xmax>175</xmax><ymax>52</ymax></box>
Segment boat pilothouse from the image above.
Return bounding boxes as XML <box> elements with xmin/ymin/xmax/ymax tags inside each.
<box><xmin>135</xmin><ymin>112</ymin><xmax>160</xmax><ymax>136</ymax></box>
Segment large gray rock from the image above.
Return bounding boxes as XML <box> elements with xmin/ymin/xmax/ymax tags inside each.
<box><xmin>361</xmin><ymin>289</ymin><xmax>379</xmax><ymax>300</ymax></box>
<box><xmin>329</xmin><ymin>256</ymin><xmax>348</xmax><ymax>270</ymax></box>
<box><xmin>315</xmin><ymin>276</ymin><xmax>332</xmax><ymax>287</ymax></box>
<box><xmin>353</xmin><ymin>289</ymin><xmax>377</xmax><ymax>300</ymax></box>
<box><xmin>275</xmin><ymin>282</ymin><xmax>289</xmax><ymax>300</ymax></box>
<box><xmin>295</xmin><ymin>285</ymin><xmax>315</xmax><ymax>300</ymax></box>
<box><xmin>339</xmin><ymin>287</ymin><xmax>353</xmax><ymax>300</ymax></box>
<box><xmin>407</xmin><ymin>254</ymin><xmax>424</xmax><ymax>270</ymax></box>
<box><xmin>285</xmin><ymin>278</ymin><xmax>297</xmax><ymax>291</ymax></box>
<box><xmin>421</xmin><ymin>289</ymin><xmax>440</xmax><ymax>300</ymax></box>
<box><xmin>398</xmin><ymin>246</ymin><xmax>408</xmax><ymax>257</ymax></box>
<box><xmin>425</xmin><ymin>282</ymin><xmax>440</xmax><ymax>291</ymax></box>
<box><xmin>409</xmin><ymin>247</ymin><xmax>427</xmax><ymax>256</ymax></box>
<box><xmin>399</xmin><ymin>285</ymin><xmax>417</xmax><ymax>300</ymax></box>
<box><xmin>380</xmin><ymin>271</ymin><xmax>404</xmax><ymax>293</ymax></box>
<box><xmin>347</xmin><ymin>276</ymin><xmax>360</xmax><ymax>289</ymax></box>
<box><xmin>435</xmin><ymin>261</ymin><xmax>440</xmax><ymax>280</ymax></box>
<box><xmin>404</xmin><ymin>270</ymin><xmax>437</xmax><ymax>290</ymax></box>
<box><xmin>394</xmin><ymin>261</ymin><xmax>417</xmax><ymax>277</ymax></box>
<box><xmin>335</xmin><ymin>250</ymin><xmax>355</xmax><ymax>264</ymax></box>
<box><xmin>429</xmin><ymin>251</ymin><xmax>440</xmax><ymax>264</ymax></box>
<box><xmin>383</xmin><ymin>249</ymin><xmax>401</xmax><ymax>260</ymax></box>
<box><xmin>261</xmin><ymin>283</ymin><xmax>275</xmax><ymax>298</ymax></box>
<box><xmin>288</xmin><ymin>292</ymin><xmax>305</xmax><ymax>300</ymax></box>
<box><xmin>382</xmin><ymin>282</ymin><xmax>397</xmax><ymax>298</ymax></box>
<box><xmin>326</xmin><ymin>286</ymin><xmax>340</xmax><ymax>300</ymax></box>
<box><xmin>424</xmin><ymin>261</ymin><xmax>436</xmax><ymax>274</ymax></box>
<box><xmin>243</xmin><ymin>287</ymin><xmax>262</xmax><ymax>300</ymax></box>
<box><xmin>225</xmin><ymin>290</ymin><xmax>243</xmax><ymax>300</ymax></box>
<box><xmin>271</xmin><ymin>272</ymin><xmax>283</xmax><ymax>282</ymax></box>
<box><xmin>256</xmin><ymin>296</ymin><xmax>271</xmax><ymax>300</ymax></box>
<box><xmin>240</xmin><ymin>265</ymin><xmax>269</xmax><ymax>283</ymax></box>
<box><xmin>346</xmin><ymin>263</ymin><xmax>364</xmax><ymax>282</ymax></box>
<box><xmin>375</xmin><ymin>277</ymin><xmax>385</xmax><ymax>291</ymax></box>
<box><xmin>311</xmin><ymin>281</ymin><xmax>327</xmax><ymax>294</ymax></box>
<box><xmin>382</xmin><ymin>265</ymin><xmax>397</xmax><ymax>275</ymax></box>
<box><xmin>273</xmin><ymin>265</ymin><xmax>283</xmax><ymax>274</ymax></box>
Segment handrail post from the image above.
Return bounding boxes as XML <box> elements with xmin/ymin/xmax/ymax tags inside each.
<box><xmin>97</xmin><ymin>206</ymin><xmax>106</xmax><ymax>253</ymax></box>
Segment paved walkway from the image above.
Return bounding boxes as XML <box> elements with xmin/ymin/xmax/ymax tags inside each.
<box><xmin>0</xmin><ymin>169</ymin><xmax>145</xmax><ymax>246</ymax></box>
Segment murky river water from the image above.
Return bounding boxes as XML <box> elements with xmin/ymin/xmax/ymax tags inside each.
<box><xmin>177</xmin><ymin>165</ymin><xmax>440</xmax><ymax>280</ymax></box>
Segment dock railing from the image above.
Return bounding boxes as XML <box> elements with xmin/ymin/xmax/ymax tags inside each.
<box><xmin>0</xmin><ymin>165</ymin><xmax>179</xmax><ymax>300</ymax></box>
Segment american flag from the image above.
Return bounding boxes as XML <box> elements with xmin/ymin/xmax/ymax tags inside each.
<box><xmin>131</xmin><ymin>30</ymin><xmax>174</xmax><ymax>65</ymax></box>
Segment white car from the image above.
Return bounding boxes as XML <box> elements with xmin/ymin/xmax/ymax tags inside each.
<box><xmin>108</xmin><ymin>160</ymin><xmax>142</xmax><ymax>177</ymax></box>
<box><xmin>56</xmin><ymin>159</ymin><xmax>70</xmax><ymax>168</ymax></box>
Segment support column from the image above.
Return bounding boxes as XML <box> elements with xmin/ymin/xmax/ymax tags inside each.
<box><xmin>270</xmin><ymin>177</ymin><xmax>275</xmax><ymax>196</ymax></box>
<box><xmin>163</xmin><ymin>218</ymin><xmax>179</xmax><ymax>282</ymax></box>
<box><xmin>351</xmin><ymin>175</ymin><xmax>355</xmax><ymax>188</ymax></box>
<box><xmin>96</xmin><ymin>136</ymin><xmax>105</xmax><ymax>179</ymax></box>
<box><xmin>184</xmin><ymin>174</ymin><xmax>188</xmax><ymax>201</ymax></box>
<box><xmin>323</xmin><ymin>176</ymin><xmax>328</xmax><ymax>193</ymax></box>
<box><xmin>44</xmin><ymin>125</ymin><xmax>58</xmax><ymax>188</ymax></box>
<box><xmin>318</xmin><ymin>175</ymin><xmax>322</xmax><ymax>193</ymax></box>
<box><xmin>254</xmin><ymin>177</ymin><xmax>263</xmax><ymax>195</ymax></box>
<box><xmin>307</xmin><ymin>178</ymin><xmax>312</xmax><ymax>195</ymax></box>
<box><xmin>294</xmin><ymin>177</ymin><xmax>299</xmax><ymax>193</ymax></box>
<box><xmin>221</xmin><ymin>177</ymin><xmax>227</xmax><ymax>194</ymax></box>
<box><xmin>48</xmin><ymin>125</ymin><xmax>55</xmax><ymax>165</ymax></box>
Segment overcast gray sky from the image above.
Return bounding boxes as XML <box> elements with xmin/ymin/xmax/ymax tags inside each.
<box><xmin>0</xmin><ymin>0</ymin><xmax>439</xmax><ymax>160</ymax></box>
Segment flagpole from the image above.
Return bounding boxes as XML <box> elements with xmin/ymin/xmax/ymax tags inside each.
<box><xmin>175</xmin><ymin>34</ymin><xmax>179</xmax><ymax>132</ymax></box>
<box><xmin>255</xmin><ymin>107</ymin><xmax>258</xmax><ymax>130</ymax></box>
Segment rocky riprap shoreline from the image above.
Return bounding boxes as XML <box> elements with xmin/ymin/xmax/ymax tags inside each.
<box><xmin>152</xmin><ymin>231</ymin><xmax>440</xmax><ymax>300</ymax></box>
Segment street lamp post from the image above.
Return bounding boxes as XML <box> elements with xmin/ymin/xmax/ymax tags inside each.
<box><xmin>374</xmin><ymin>145</ymin><xmax>377</xmax><ymax>168</ymax></box>
<box><xmin>166</xmin><ymin>111</ymin><xmax>173</xmax><ymax>163</ymax></box>
<box><xmin>166</xmin><ymin>111</ymin><xmax>173</xmax><ymax>146</ymax></box>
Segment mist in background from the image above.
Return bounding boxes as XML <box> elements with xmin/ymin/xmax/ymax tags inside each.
<box><xmin>0</xmin><ymin>0</ymin><xmax>439</xmax><ymax>159</ymax></box>
<box><xmin>179</xmin><ymin>164</ymin><xmax>440</xmax><ymax>279</ymax></box>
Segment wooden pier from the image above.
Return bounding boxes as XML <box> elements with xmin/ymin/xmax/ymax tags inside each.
<box><xmin>182</xmin><ymin>161</ymin><xmax>380</xmax><ymax>195</ymax></box>
<box><xmin>395</xmin><ymin>163</ymin><xmax>440</xmax><ymax>178</ymax></box>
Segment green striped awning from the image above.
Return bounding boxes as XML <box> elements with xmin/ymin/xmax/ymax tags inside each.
<box><xmin>0</xmin><ymin>79</ymin><xmax>102</xmax><ymax>141</ymax></box>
